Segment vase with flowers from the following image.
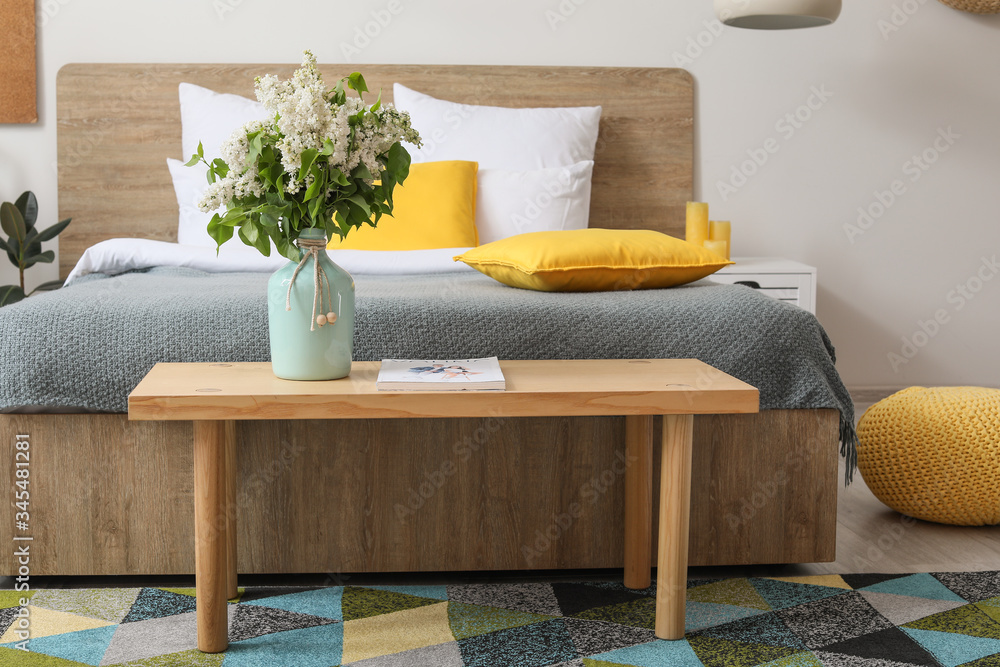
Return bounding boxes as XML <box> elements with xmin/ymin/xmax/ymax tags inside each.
<box><xmin>187</xmin><ymin>51</ymin><xmax>420</xmax><ymax>380</ymax></box>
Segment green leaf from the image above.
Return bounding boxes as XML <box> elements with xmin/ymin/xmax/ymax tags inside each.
<box><xmin>211</xmin><ymin>158</ymin><xmax>230</xmax><ymax>178</ymax></box>
<box><xmin>302</xmin><ymin>165</ymin><xmax>325</xmax><ymax>202</ymax></box>
<box><xmin>184</xmin><ymin>154</ymin><xmax>201</xmax><ymax>168</ymax></box>
<box><xmin>0</xmin><ymin>285</ymin><xmax>25</xmax><ymax>307</ymax></box>
<box><xmin>0</xmin><ymin>236</ymin><xmax>8</xmax><ymax>253</ymax></box>
<box><xmin>346</xmin><ymin>194</ymin><xmax>372</xmax><ymax>217</ymax></box>
<box><xmin>239</xmin><ymin>221</ymin><xmax>271</xmax><ymax>256</ymax></box>
<box><xmin>23</xmin><ymin>250</ymin><xmax>54</xmax><ymax>268</ymax></box>
<box><xmin>220</xmin><ymin>208</ymin><xmax>247</xmax><ymax>227</ymax></box>
<box><xmin>14</xmin><ymin>191</ymin><xmax>37</xmax><ymax>230</ymax></box>
<box><xmin>330</xmin><ymin>79</ymin><xmax>347</xmax><ymax>106</ymax></box>
<box><xmin>6</xmin><ymin>233</ymin><xmax>21</xmax><ymax>267</ymax></box>
<box><xmin>0</xmin><ymin>202</ymin><xmax>26</xmax><ymax>245</ymax></box>
<box><xmin>386</xmin><ymin>142</ymin><xmax>411</xmax><ymax>182</ymax></box>
<box><xmin>259</xmin><ymin>211</ymin><xmax>281</xmax><ymax>230</ymax></box>
<box><xmin>297</xmin><ymin>148</ymin><xmax>320</xmax><ymax>182</ymax></box>
<box><xmin>34</xmin><ymin>218</ymin><xmax>71</xmax><ymax>243</ymax></box>
<box><xmin>347</xmin><ymin>72</ymin><xmax>368</xmax><ymax>95</ymax></box>
<box><xmin>30</xmin><ymin>279</ymin><xmax>64</xmax><ymax>293</ymax></box>
<box><xmin>352</xmin><ymin>162</ymin><xmax>374</xmax><ymax>181</ymax></box>
<box><xmin>308</xmin><ymin>197</ymin><xmax>326</xmax><ymax>224</ymax></box>
<box><xmin>207</xmin><ymin>213</ymin><xmax>235</xmax><ymax>250</ymax></box>
<box><xmin>328</xmin><ymin>167</ymin><xmax>349</xmax><ymax>187</ymax></box>
<box><xmin>370</xmin><ymin>89</ymin><xmax>382</xmax><ymax>114</ymax></box>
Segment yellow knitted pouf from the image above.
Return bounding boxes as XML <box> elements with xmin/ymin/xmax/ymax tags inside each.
<box><xmin>857</xmin><ymin>386</ymin><xmax>1000</xmax><ymax>526</ymax></box>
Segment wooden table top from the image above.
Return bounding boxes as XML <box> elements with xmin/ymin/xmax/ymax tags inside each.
<box><xmin>128</xmin><ymin>359</ymin><xmax>759</xmax><ymax>421</ymax></box>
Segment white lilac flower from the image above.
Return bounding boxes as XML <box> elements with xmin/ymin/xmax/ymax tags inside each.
<box><xmin>196</xmin><ymin>49</ymin><xmax>420</xmax><ymax>215</ymax></box>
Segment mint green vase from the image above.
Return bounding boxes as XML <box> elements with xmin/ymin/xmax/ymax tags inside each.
<box><xmin>267</xmin><ymin>227</ymin><xmax>355</xmax><ymax>380</ymax></box>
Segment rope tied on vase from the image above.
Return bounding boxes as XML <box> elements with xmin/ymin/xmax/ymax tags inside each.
<box><xmin>285</xmin><ymin>235</ymin><xmax>338</xmax><ymax>332</ymax></box>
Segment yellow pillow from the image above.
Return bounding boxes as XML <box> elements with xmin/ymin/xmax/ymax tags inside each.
<box><xmin>453</xmin><ymin>228</ymin><xmax>733</xmax><ymax>292</ymax></box>
<box><xmin>328</xmin><ymin>160</ymin><xmax>479</xmax><ymax>250</ymax></box>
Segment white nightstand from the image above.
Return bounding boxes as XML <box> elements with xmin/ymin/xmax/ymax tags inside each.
<box><xmin>708</xmin><ymin>257</ymin><xmax>817</xmax><ymax>314</ymax></box>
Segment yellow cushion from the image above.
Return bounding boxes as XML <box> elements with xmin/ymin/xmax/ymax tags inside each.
<box><xmin>857</xmin><ymin>386</ymin><xmax>1000</xmax><ymax>526</ymax></box>
<box><xmin>328</xmin><ymin>160</ymin><xmax>479</xmax><ymax>250</ymax></box>
<box><xmin>453</xmin><ymin>228</ymin><xmax>732</xmax><ymax>292</ymax></box>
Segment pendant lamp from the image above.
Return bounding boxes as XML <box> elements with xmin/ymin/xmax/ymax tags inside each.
<box><xmin>715</xmin><ymin>0</ymin><xmax>842</xmax><ymax>28</ymax></box>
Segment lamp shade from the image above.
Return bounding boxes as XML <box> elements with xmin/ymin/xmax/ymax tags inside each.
<box><xmin>715</xmin><ymin>0</ymin><xmax>842</xmax><ymax>28</ymax></box>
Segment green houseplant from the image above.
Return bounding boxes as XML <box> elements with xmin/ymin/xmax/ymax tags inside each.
<box><xmin>186</xmin><ymin>51</ymin><xmax>421</xmax><ymax>380</ymax></box>
<box><xmin>0</xmin><ymin>191</ymin><xmax>71</xmax><ymax>306</ymax></box>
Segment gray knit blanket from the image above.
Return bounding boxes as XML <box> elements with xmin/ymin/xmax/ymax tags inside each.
<box><xmin>0</xmin><ymin>267</ymin><xmax>857</xmax><ymax>475</ymax></box>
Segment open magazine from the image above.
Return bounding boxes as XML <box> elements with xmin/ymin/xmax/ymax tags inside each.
<box><xmin>376</xmin><ymin>357</ymin><xmax>506</xmax><ymax>391</ymax></box>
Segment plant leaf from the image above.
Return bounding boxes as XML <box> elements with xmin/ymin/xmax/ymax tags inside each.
<box><xmin>22</xmin><ymin>250</ymin><xmax>54</xmax><ymax>268</ymax></box>
<box><xmin>328</xmin><ymin>167</ymin><xmax>349</xmax><ymax>187</ymax></box>
<box><xmin>347</xmin><ymin>72</ymin><xmax>368</xmax><ymax>95</ymax></box>
<box><xmin>207</xmin><ymin>213</ymin><xmax>234</xmax><ymax>251</ymax></box>
<box><xmin>386</xmin><ymin>142</ymin><xmax>411</xmax><ymax>182</ymax></box>
<box><xmin>14</xmin><ymin>191</ymin><xmax>37</xmax><ymax>230</ymax></box>
<box><xmin>30</xmin><ymin>279</ymin><xmax>65</xmax><ymax>293</ymax></box>
<box><xmin>297</xmin><ymin>148</ymin><xmax>320</xmax><ymax>183</ymax></box>
<box><xmin>0</xmin><ymin>285</ymin><xmax>25</xmax><ymax>307</ymax></box>
<box><xmin>347</xmin><ymin>194</ymin><xmax>372</xmax><ymax>216</ymax></box>
<box><xmin>0</xmin><ymin>202</ymin><xmax>26</xmax><ymax>245</ymax></box>
<box><xmin>34</xmin><ymin>218</ymin><xmax>71</xmax><ymax>243</ymax></box>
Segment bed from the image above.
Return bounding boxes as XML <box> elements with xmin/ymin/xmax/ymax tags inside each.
<box><xmin>0</xmin><ymin>63</ymin><xmax>850</xmax><ymax>576</ymax></box>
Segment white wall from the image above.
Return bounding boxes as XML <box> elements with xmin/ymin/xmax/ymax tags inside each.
<box><xmin>2</xmin><ymin>0</ymin><xmax>998</xmax><ymax>389</ymax></box>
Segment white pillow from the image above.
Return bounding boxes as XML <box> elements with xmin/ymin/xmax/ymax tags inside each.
<box><xmin>167</xmin><ymin>158</ymin><xmax>219</xmax><ymax>247</ymax></box>
<box><xmin>179</xmin><ymin>82</ymin><xmax>267</xmax><ymax>162</ymax></box>
<box><xmin>476</xmin><ymin>161</ymin><xmax>594</xmax><ymax>244</ymax></box>
<box><xmin>393</xmin><ymin>83</ymin><xmax>601</xmax><ymax>171</ymax></box>
<box><xmin>174</xmin><ymin>84</ymin><xmax>268</xmax><ymax>247</ymax></box>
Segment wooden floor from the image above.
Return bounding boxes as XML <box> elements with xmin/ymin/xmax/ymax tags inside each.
<box><xmin>694</xmin><ymin>395</ymin><xmax>999</xmax><ymax>579</ymax></box>
<box><xmin>691</xmin><ymin>459</ymin><xmax>1000</xmax><ymax>580</ymax></box>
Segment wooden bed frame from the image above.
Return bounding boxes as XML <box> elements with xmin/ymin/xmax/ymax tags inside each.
<box><xmin>0</xmin><ymin>63</ymin><xmax>839</xmax><ymax>576</ymax></box>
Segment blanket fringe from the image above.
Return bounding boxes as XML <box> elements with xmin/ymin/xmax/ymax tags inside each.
<box><xmin>840</xmin><ymin>417</ymin><xmax>859</xmax><ymax>485</ymax></box>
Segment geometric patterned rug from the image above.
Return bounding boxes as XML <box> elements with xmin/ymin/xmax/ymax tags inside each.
<box><xmin>1</xmin><ymin>571</ymin><xmax>999</xmax><ymax>666</ymax></box>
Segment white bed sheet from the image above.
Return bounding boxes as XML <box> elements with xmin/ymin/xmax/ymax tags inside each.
<box><xmin>65</xmin><ymin>238</ymin><xmax>475</xmax><ymax>285</ymax></box>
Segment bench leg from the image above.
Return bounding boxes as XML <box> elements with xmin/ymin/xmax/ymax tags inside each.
<box><xmin>624</xmin><ymin>415</ymin><xmax>653</xmax><ymax>589</ymax></box>
<box><xmin>194</xmin><ymin>420</ymin><xmax>229</xmax><ymax>653</ymax></box>
<box><xmin>225</xmin><ymin>421</ymin><xmax>238</xmax><ymax>601</ymax></box>
<box><xmin>655</xmin><ymin>414</ymin><xmax>693</xmax><ymax>640</ymax></box>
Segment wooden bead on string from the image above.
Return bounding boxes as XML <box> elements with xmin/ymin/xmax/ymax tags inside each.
<box><xmin>316</xmin><ymin>314</ymin><xmax>327</xmax><ymax>327</ymax></box>
<box><xmin>326</xmin><ymin>312</ymin><xmax>337</xmax><ymax>324</ymax></box>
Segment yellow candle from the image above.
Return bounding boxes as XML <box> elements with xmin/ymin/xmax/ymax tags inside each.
<box><xmin>703</xmin><ymin>239</ymin><xmax>728</xmax><ymax>259</ymax></box>
<box><xmin>685</xmin><ymin>202</ymin><xmax>709</xmax><ymax>246</ymax></box>
<box><xmin>709</xmin><ymin>220</ymin><xmax>731</xmax><ymax>259</ymax></box>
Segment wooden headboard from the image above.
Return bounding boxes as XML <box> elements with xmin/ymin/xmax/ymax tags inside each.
<box><xmin>55</xmin><ymin>63</ymin><xmax>694</xmax><ymax>278</ymax></box>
